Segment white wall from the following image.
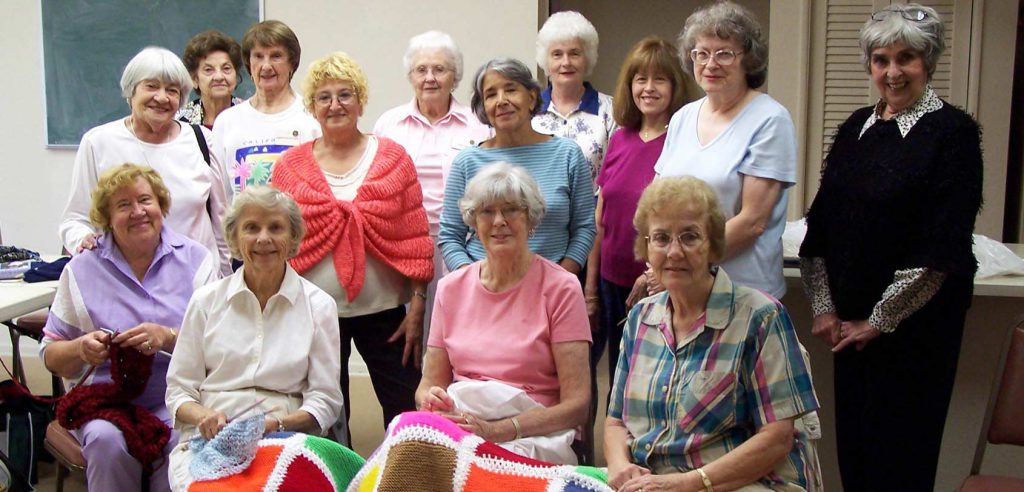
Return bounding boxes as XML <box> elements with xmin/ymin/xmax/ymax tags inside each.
<box><xmin>0</xmin><ymin>0</ymin><xmax>538</xmax><ymax>252</ymax></box>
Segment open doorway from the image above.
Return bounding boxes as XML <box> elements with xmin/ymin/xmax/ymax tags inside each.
<box><xmin>1003</xmin><ymin>2</ymin><xmax>1024</xmax><ymax>242</ymax></box>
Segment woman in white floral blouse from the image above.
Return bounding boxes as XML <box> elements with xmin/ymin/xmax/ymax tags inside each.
<box><xmin>532</xmin><ymin>11</ymin><xmax>617</xmax><ymax>184</ymax></box>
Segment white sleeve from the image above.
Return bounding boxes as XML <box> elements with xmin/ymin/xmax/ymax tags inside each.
<box><xmin>165</xmin><ymin>291</ymin><xmax>209</xmax><ymax>428</ymax></box>
<box><xmin>298</xmin><ymin>289</ymin><xmax>343</xmax><ymax>435</ymax></box>
<box><xmin>39</xmin><ymin>266</ymin><xmax>94</xmax><ymax>380</ymax></box>
<box><xmin>201</xmin><ymin>126</ymin><xmax>231</xmax><ymax>277</ymax></box>
<box><xmin>59</xmin><ymin>134</ymin><xmax>101</xmax><ymax>253</ymax></box>
<box><xmin>210</xmin><ymin>117</ymin><xmax>233</xmax><ymax>203</ymax></box>
<box><xmin>192</xmin><ymin>250</ymin><xmax>220</xmax><ymax>289</ymax></box>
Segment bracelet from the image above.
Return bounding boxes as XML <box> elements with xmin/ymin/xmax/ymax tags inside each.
<box><xmin>509</xmin><ymin>416</ymin><xmax>522</xmax><ymax>440</ymax></box>
<box><xmin>696</xmin><ymin>467</ymin><xmax>713</xmax><ymax>492</ymax></box>
<box><xmin>275</xmin><ymin>416</ymin><xmax>285</xmax><ymax>433</ymax></box>
<box><xmin>412</xmin><ymin>291</ymin><xmax>427</xmax><ymax>300</ymax></box>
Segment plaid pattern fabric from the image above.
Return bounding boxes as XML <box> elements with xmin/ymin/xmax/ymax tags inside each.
<box><xmin>608</xmin><ymin>269</ymin><xmax>819</xmax><ymax>489</ymax></box>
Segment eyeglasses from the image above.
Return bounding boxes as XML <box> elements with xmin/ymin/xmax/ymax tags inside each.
<box><xmin>314</xmin><ymin>90</ymin><xmax>357</xmax><ymax>107</ymax></box>
<box><xmin>476</xmin><ymin>205</ymin><xmax>526</xmax><ymax>220</ymax></box>
<box><xmin>646</xmin><ymin>231</ymin><xmax>704</xmax><ymax>250</ymax></box>
<box><xmin>870</xmin><ymin>9</ymin><xmax>929</xmax><ymax>22</ymax></box>
<box><xmin>689</xmin><ymin>49</ymin><xmax>743</xmax><ymax>66</ymax></box>
<box><xmin>412</xmin><ymin>64</ymin><xmax>451</xmax><ymax>78</ymax></box>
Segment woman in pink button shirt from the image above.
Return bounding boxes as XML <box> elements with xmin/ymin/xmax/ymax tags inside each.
<box><xmin>374</xmin><ymin>31</ymin><xmax>492</xmax><ymax>339</ymax></box>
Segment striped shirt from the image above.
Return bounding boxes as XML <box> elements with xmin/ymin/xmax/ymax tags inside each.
<box><xmin>608</xmin><ymin>269</ymin><xmax>819</xmax><ymax>490</ymax></box>
<box><xmin>438</xmin><ymin>136</ymin><xmax>596</xmax><ymax>270</ymax></box>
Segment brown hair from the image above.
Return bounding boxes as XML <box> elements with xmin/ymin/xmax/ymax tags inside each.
<box><xmin>183</xmin><ymin>30</ymin><xmax>244</xmax><ymax>91</ymax></box>
<box><xmin>241</xmin><ymin>20</ymin><xmax>301</xmax><ymax>76</ymax></box>
<box><xmin>612</xmin><ymin>36</ymin><xmax>689</xmax><ymax>130</ymax></box>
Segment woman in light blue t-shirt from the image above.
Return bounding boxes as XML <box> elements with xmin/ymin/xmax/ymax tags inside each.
<box><xmin>646</xmin><ymin>2</ymin><xmax>796</xmax><ymax>300</ymax></box>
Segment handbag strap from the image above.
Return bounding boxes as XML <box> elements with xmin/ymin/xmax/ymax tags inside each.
<box><xmin>190</xmin><ymin>124</ymin><xmax>214</xmax><ymax>219</ymax></box>
<box><xmin>0</xmin><ymin>357</ymin><xmax>60</xmax><ymax>405</ymax></box>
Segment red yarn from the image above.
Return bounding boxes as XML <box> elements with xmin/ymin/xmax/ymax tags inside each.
<box><xmin>271</xmin><ymin>137</ymin><xmax>435</xmax><ymax>301</ymax></box>
<box><xmin>56</xmin><ymin>344</ymin><xmax>171</xmax><ymax>473</ymax></box>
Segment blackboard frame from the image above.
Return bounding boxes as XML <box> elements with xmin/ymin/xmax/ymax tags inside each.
<box><xmin>41</xmin><ymin>0</ymin><xmax>263</xmax><ymax>148</ymax></box>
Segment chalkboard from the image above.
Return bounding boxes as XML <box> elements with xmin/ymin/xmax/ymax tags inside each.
<box><xmin>41</xmin><ymin>0</ymin><xmax>261</xmax><ymax>147</ymax></box>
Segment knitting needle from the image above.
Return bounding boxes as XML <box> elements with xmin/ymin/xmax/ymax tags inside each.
<box><xmin>72</xmin><ymin>330</ymin><xmax>113</xmax><ymax>388</ymax></box>
<box><xmin>98</xmin><ymin>327</ymin><xmax>173</xmax><ymax>357</ymax></box>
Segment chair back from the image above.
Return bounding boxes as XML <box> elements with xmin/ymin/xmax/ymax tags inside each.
<box><xmin>988</xmin><ymin>324</ymin><xmax>1024</xmax><ymax>445</ymax></box>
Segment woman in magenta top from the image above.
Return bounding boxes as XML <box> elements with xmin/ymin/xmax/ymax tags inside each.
<box><xmin>585</xmin><ymin>37</ymin><xmax>689</xmax><ymax>385</ymax></box>
<box><xmin>416</xmin><ymin>162</ymin><xmax>591</xmax><ymax>463</ymax></box>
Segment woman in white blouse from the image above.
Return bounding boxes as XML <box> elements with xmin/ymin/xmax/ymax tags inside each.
<box><xmin>60</xmin><ymin>46</ymin><xmax>230</xmax><ymax>275</ymax></box>
<box><xmin>165</xmin><ymin>186</ymin><xmax>343</xmax><ymax>491</ymax></box>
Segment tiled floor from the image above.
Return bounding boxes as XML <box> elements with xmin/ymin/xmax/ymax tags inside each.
<box><xmin>7</xmin><ymin>341</ymin><xmax>613</xmax><ymax>490</ymax></box>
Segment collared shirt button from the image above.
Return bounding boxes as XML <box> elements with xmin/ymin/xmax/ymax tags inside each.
<box><xmin>661</xmin><ymin>385</ymin><xmax>669</xmax><ymax>393</ymax></box>
<box><xmin>644</xmin><ymin>443</ymin><xmax>652</xmax><ymax>451</ymax></box>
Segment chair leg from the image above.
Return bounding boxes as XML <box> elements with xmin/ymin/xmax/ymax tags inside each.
<box><xmin>5</xmin><ymin>324</ymin><xmax>27</xmax><ymax>386</ymax></box>
<box><xmin>55</xmin><ymin>461</ymin><xmax>68</xmax><ymax>492</ymax></box>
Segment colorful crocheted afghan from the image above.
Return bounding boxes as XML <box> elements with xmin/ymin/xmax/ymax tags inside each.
<box><xmin>347</xmin><ymin>411</ymin><xmax>611</xmax><ymax>492</ymax></box>
<box><xmin>189</xmin><ymin>432</ymin><xmax>365</xmax><ymax>492</ymax></box>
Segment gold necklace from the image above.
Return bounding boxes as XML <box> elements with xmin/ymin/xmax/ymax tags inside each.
<box><xmin>642</xmin><ymin>124</ymin><xmax>668</xmax><ymax>141</ymax></box>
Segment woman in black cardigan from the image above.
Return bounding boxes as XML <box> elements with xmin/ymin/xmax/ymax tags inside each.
<box><xmin>799</xmin><ymin>3</ymin><xmax>982</xmax><ymax>491</ymax></box>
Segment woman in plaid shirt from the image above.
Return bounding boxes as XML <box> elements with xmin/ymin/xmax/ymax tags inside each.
<box><xmin>605</xmin><ymin>177</ymin><xmax>819</xmax><ymax>492</ymax></box>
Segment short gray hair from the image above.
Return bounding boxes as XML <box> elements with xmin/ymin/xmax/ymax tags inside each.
<box><xmin>224</xmin><ymin>186</ymin><xmax>306</xmax><ymax>259</ymax></box>
<box><xmin>120</xmin><ymin>46</ymin><xmax>193</xmax><ymax>110</ymax></box>
<box><xmin>403</xmin><ymin>30</ymin><xmax>464</xmax><ymax>89</ymax></box>
<box><xmin>859</xmin><ymin>3</ymin><xmax>944</xmax><ymax>78</ymax></box>
<box><xmin>470</xmin><ymin>58</ymin><xmax>543</xmax><ymax>125</ymax></box>
<box><xmin>677</xmin><ymin>1</ymin><xmax>769</xmax><ymax>89</ymax></box>
<box><xmin>459</xmin><ymin>162</ymin><xmax>546</xmax><ymax>230</ymax></box>
<box><xmin>536</xmin><ymin>11</ymin><xmax>599</xmax><ymax>77</ymax></box>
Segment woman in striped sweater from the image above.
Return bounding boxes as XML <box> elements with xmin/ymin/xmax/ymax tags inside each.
<box><xmin>438</xmin><ymin>58</ymin><xmax>596</xmax><ymax>274</ymax></box>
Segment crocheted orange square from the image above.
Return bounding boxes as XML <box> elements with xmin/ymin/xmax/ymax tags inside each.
<box><xmin>463</xmin><ymin>462</ymin><xmax>549</xmax><ymax>491</ymax></box>
<box><xmin>190</xmin><ymin>444</ymin><xmax>284</xmax><ymax>491</ymax></box>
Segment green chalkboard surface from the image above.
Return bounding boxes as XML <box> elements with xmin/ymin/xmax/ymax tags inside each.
<box><xmin>41</xmin><ymin>0</ymin><xmax>261</xmax><ymax>146</ymax></box>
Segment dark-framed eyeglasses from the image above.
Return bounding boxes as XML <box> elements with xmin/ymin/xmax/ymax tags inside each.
<box><xmin>689</xmin><ymin>49</ymin><xmax>743</xmax><ymax>67</ymax></box>
<box><xmin>871</xmin><ymin>9</ymin><xmax>929</xmax><ymax>22</ymax></box>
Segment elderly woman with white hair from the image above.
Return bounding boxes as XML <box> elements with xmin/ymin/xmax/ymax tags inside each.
<box><xmin>438</xmin><ymin>58</ymin><xmax>595</xmax><ymax>275</ymax></box>
<box><xmin>374</xmin><ymin>30</ymin><xmax>493</xmax><ymax>338</ymax></box>
<box><xmin>418</xmin><ymin>162</ymin><xmax>591</xmax><ymax>464</ymax></box>
<box><xmin>60</xmin><ymin>46</ymin><xmax>230</xmax><ymax>275</ymax></box>
<box><xmin>166</xmin><ymin>185</ymin><xmax>344</xmax><ymax>491</ymax></box>
<box><xmin>644</xmin><ymin>1</ymin><xmax>797</xmax><ymax>303</ymax></box>
<box><xmin>533</xmin><ymin>11</ymin><xmax>617</xmax><ymax>184</ymax></box>
<box><xmin>800</xmin><ymin>4</ymin><xmax>982</xmax><ymax>490</ymax></box>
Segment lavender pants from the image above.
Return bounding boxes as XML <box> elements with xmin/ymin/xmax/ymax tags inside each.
<box><xmin>73</xmin><ymin>408</ymin><xmax>177</xmax><ymax>492</ymax></box>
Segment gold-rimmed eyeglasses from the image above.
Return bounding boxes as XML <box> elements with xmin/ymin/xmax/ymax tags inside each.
<box><xmin>314</xmin><ymin>91</ymin><xmax>357</xmax><ymax>107</ymax></box>
<box><xmin>646</xmin><ymin>231</ymin><xmax>704</xmax><ymax>250</ymax></box>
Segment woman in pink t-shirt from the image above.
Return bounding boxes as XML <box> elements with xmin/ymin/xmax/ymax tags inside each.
<box><xmin>415</xmin><ymin>162</ymin><xmax>591</xmax><ymax>464</ymax></box>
